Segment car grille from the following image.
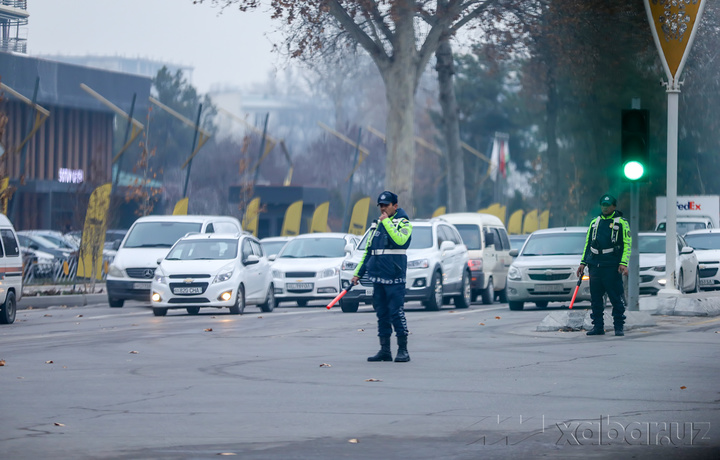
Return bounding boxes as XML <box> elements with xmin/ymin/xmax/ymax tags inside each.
<box><xmin>699</xmin><ymin>267</ymin><xmax>718</xmax><ymax>278</ymax></box>
<box><xmin>528</xmin><ymin>273</ymin><xmax>570</xmax><ymax>281</ymax></box>
<box><xmin>168</xmin><ymin>298</ymin><xmax>211</xmax><ymax>304</ymax></box>
<box><xmin>126</xmin><ymin>267</ymin><xmax>156</xmax><ymax>279</ymax></box>
<box><xmin>285</xmin><ymin>271</ymin><xmax>316</xmax><ymax>278</ymax></box>
<box><xmin>169</xmin><ymin>274</ymin><xmax>211</xmax><ymax>279</ymax></box>
<box><xmin>168</xmin><ymin>282</ymin><xmax>209</xmax><ymax>295</ymax></box>
<box><xmin>640</xmin><ymin>275</ymin><xmax>654</xmax><ymax>283</ymax></box>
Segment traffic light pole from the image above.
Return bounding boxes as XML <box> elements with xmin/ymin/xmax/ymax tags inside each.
<box><xmin>628</xmin><ymin>181</ymin><xmax>639</xmax><ymax>311</ymax></box>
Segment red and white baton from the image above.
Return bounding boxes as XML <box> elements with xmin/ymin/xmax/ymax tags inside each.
<box><xmin>569</xmin><ymin>269</ymin><xmax>585</xmax><ymax>310</ymax></box>
<box><xmin>326</xmin><ymin>284</ymin><xmax>353</xmax><ymax>310</ymax></box>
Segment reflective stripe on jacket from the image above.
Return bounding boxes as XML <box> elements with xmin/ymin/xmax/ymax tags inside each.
<box><xmin>581</xmin><ymin>210</ymin><xmax>631</xmax><ymax>267</ymax></box>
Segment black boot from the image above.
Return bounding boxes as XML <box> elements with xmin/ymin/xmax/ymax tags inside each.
<box><xmin>614</xmin><ymin>325</ymin><xmax>624</xmax><ymax>336</ymax></box>
<box><xmin>587</xmin><ymin>311</ymin><xmax>605</xmax><ymax>335</ymax></box>
<box><xmin>394</xmin><ymin>335</ymin><xmax>410</xmax><ymax>362</ymax></box>
<box><xmin>367</xmin><ymin>336</ymin><xmax>392</xmax><ymax>362</ymax></box>
<box><xmin>586</xmin><ymin>327</ymin><xmax>605</xmax><ymax>336</ymax></box>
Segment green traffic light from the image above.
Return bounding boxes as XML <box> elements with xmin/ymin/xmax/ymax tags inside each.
<box><xmin>623</xmin><ymin>160</ymin><xmax>644</xmax><ymax>180</ymax></box>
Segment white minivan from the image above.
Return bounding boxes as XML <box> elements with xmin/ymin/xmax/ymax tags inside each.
<box><xmin>0</xmin><ymin>214</ymin><xmax>23</xmax><ymax>324</ymax></box>
<box><xmin>106</xmin><ymin>215</ymin><xmax>242</xmax><ymax>308</ymax></box>
<box><xmin>438</xmin><ymin>213</ymin><xmax>513</xmax><ymax>304</ymax></box>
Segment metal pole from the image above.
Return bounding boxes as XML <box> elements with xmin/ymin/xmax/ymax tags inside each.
<box><xmin>660</xmin><ymin>87</ymin><xmax>681</xmax><ymax>295</ymax></box>
<box><xmin>253</xmin><ymin>113</ymin><xmax>270</xmax><ymax>185</ymax></box>
<box><xmin>343</xmin><ymin>128</ymin><xmax>362</xmax><ymax>232</ymax></box>
<box><xmin>182</xmin><ymin>104</ymin><xmax>203</xmax><ymax>199</ymax></box>
<box><xmin>628</xmin><ymin>181</ymin><xmax>639</xmax><ymax>310</ymax></box>
<box><xmin>113</xmin><ymin>93</ymin><xmax>137</xmax><ymax>189</ymax></box>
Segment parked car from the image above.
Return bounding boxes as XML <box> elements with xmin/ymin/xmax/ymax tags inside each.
<box><xmin>638</xmin><ymin>232</ymin><xmax>699</xmax><ymax>295</ymax></box>
<box><xmin>683</xmin><ymin>229</ymin><xmax>720</xmax><ymax>290</ymax></box>
<box><xmin>438</xmin><ymin>213</ymin><xmax>513</xmax><ymax>304</ymax></box>
<box><xmin>22</xmin><ymin>230</ymin><xmax>78</xmax><ymax>251</ymax></box>
<box><xmin>260</xmin><ymin>236</ymin><xmax>294</xmax><ymax>258</ymax></box>
<box><xmin>106</xmin><ymin>215</ymin><xmax>242</xmax><ymax>308</ymax></box>
<box><xmin>506</xmin><ymin>227</ymin><xmax>590</xmax><ymax>311</ymax></box>
<box><xmin>151</xmin><ymin>232</ymin><xmax>274</xmax><ymax>316</ymax></box>
<box><xmin>339</xmin><ymin>218</ymin><xmax>472</xmax><ymax>312</ymax></box>
<box><xmin>271</xmin><ymin>233</ymin><xmax>358</xmax><ymax>307</ymax></box>
<box><xmin>509</xmin><ymin>234</ymin><xmax>530</xmax><ymax>252</ymax></box>
<box><xmin>0</xmin><ymin>214</ymin><xmax>23</xmax><ymax>324</ymax></box>
<box><xmin>17</xmin><ymin>232</ymin><xmax>75</xmax><ymax>261</ymax></box>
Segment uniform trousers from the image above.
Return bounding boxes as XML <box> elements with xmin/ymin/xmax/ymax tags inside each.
<box><xmin>372</xmin><ymin>283</ymin><xmax>409</xmax><ymax>337</ymax></box>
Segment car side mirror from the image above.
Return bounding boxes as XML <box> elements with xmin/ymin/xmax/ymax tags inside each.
<box><xmin>268</xmin><ymin>254</ymin><xmax>277</xmax><ymax>262</ymax></box>
<box><xmin>509</xmin><ymin>249</ymin><xmax>519</xmax><ymax>257</ymax></box>
<box><xmin>156</xmin><ymin>258</ymin><xmax>163</xmax><ymax>265</ymax></box>
<box><xmin>344</xmin><ymin>243</ymin><xmax>353</xmax><ymax>254</ymax></box>
<box><xmin>440</xmin><ymin>240</ymin><xmax>455</xmax><ymax>251</ymax></box>
<box><xmin>680</xmin><ymin>246</ymin><xmax>693</xmax><ymax>254</ymax></box>
<box><xmin>244</xmin><ymin>254</ymin><xmax>260</xmax><ymax>265</ymax></box>
<box><xmin>113</xmin><ymin>240</ymin><xmax>121</xmax><ymax>250</ymax></box>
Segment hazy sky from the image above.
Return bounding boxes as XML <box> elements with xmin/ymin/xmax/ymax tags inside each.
<box><xmin>26</xmin><ymin>0</ymin><xmax>280</xmax><ymax>93</ymax></box>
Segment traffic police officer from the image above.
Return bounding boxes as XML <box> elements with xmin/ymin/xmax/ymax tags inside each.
<box><xmin>577</xmin><ymin>194</ymin><xmax>631</xmax><ymax>336</ymax></box>
<box><xmin>351</xmin><ymin>191</ymin><xmax>413</xmax><ymax>362</ymax></box>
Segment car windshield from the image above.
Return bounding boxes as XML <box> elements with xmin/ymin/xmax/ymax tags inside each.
<box><xmin>509</xmin><ymin>235</ymin><xmax>529</xmax><ymax>251</ymax></box>
<box><xmin>408</xmin><ymin>226</ymin><xmax>432</xmax><ymax>249</ymax></box>
<box><xmin>453</xmin><ymin>224</ymin><xmax>481</xmax><ymax>250</ymax></box>
<box><xmin>657</xmin><ymin>221</ymin><xmax>708</xmax><ymax>234</ymax></box>
<box><xmin>521</xmin><ymin>232</ymin><xmax>586</xmax><ymax>256</ymax></box>
<box><xmin>166</xmin><ymin>239</ymin><xmax>238</xmax><ymax>260</ymax></box>
<box><xmin>262</xmin><ymin>241</ymin><xmax>289</xmax><ymax>256</ymax></box>
<box><xmin>684</xmin><ymin>233</ymin><xmax>720</xmax><ymax>250</ymax></box>
<box><xmin>638</xmin><ymin>235</ymin><xmax>666</xmax><ymax>253</ymax></box>
<box><xmin>279</xmin><ymin>237</ymin><xmax>347</xmax><ymax>258</ymax></box>
<box><xmin>38</xmin><ymin>234</ymin><xmax>75</xmax><ymax>249</ymax></box>
<box><xmin>123</xmin><ymin>222</ymin><xmax>202</xmax><ymax>248</ymax></box>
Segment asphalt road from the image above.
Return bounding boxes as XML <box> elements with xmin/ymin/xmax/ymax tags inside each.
<box><xmin>1</xmin><ymin>298</ymin><xmax>719</xmax><ymax>460</ymax></box>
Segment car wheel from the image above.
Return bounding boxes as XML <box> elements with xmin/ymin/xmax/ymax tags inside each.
<box><xmin>497</xmin><ymin>286</ymin><xmax>508</xmax><ymax>303</ymax></box>
<box><xmin>186</xmin><ymin>307</ymin><xmax>200</xmax><ymax>315</ymax></box>
<box><xmin>0</xmin><ymin>291</ymin><xmax>17</xmax><ymax>324</ymax></box>
<box><xmin>152</xmin><ymin>307</ymin><xmax>168</xmax><ymax>317</ymax></box>
<box><xmin>340</xmin><ymin>299</ymin><xmax>359</xmax><ymax>313</ymax></box>
<box><xmin>535</xmin><ymin>301</ymin><xmax>549</xmax><ymax>309</ymax></box>
<box><xmin>423</xmin><ymin>271</ymin><xmax>443</xmax><ymax>311</ymax></box>
<box><xmin>229</xmin><ymin>285</ymin><xmax>245</xmax><ymax>314</ymax></box>
<box><xmin>481</xmin><ymin>278</ymin><xmax>494</xmax><ymax>305</ymax></box>
<box><xmin>297</xmin><ymin>300</ymin><xmax>308</xmax><ymax>308</ymax></box>
<box><xmin>453</xmin><ymin>270</ymin><xmax>471</xmax><ymax>309</ymax></box>
<box><xmin>509</xmin><ymin>301</ymin><xmax>524</xmax><ymax>311</ymax></box>
<box><xmin>108</xmin><ymin>298</ymin><xmax>124</xmax><ymax>308</ymax></box>
<box><xmin>259</xmin><ymin>284</ymin><xmax>275</xmax><ymax>312</ymax></box>
<box><xmin>691</xmin><ymin>269</ymin><xmax>699</xmax><ymax>293</ymax></box>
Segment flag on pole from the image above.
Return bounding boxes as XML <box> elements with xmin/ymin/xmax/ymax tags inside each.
<box><xmin>489</xmin><ymin>133</ymin><xmax>510</xmax><ymax>181</ymax></box>
<box><xmin>499</xmin><ymin>137</ymin><xmax>509</xmax><ymax>179</ymax></box>
<box><xmin>489</xmin><ymin>137</ymin><xmax>499</xmax><ymax>182</ymax></box>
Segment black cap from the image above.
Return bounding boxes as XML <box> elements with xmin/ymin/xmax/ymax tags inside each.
<box><xmin>377</xmin><ymin>191</ymin><xmax>398</xmax><ymax>206</ymax></box>
<box><xmin>600</xmin><ymin>194</ymin><xmax>617</xmax><ymax>206</ymax></box>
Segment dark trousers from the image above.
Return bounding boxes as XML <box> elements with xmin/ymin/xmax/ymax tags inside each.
<box><xmin>373</xmin><ymin>283</ymin><xmax>408</xmax><ymax>337</ymax></box>
<box><xmin>588</xmin><ymin>265</ymin><xmax>626</xmax><ymax>327</ymax></box>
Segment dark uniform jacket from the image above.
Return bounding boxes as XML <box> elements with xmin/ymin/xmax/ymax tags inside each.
<box><xmin>581</xmin><ymin>210</ymin><xmax>631</xmax><ymax>267</ymax></box>
<box><xmin>353</xmin><ymin>208</ymin><xmax>412</xmax><ymax>284</ymax></box>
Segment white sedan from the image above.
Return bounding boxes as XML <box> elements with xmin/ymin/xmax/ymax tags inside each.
<box><xmin>271</xmin><ymin>233</ymin><xmax>357</xmax><ymax>307</ymax></box>
<box><xmin>638</xmin><ymin>232</ymin><xmax>699</xmax><ymax>295</ymax></box>
<box><xmin>151</xmin><ymin>233</ymin><xmax>275</xmax><ymax>316</ymax></box>
<box><xmin>683</xmin><ymin>229</ymin><xmax>720</xmax><ymax>291</ymax></box>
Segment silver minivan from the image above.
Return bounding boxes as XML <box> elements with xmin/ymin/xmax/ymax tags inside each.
<box><xmin>438</xmin><ymin>213</ymin><xmax>513</xmax><ymax>304</ymax></box>
<box><xmin>106</xmin><ymin>215</ymin><xmax>242</xmax><ymax>308</ymax></box>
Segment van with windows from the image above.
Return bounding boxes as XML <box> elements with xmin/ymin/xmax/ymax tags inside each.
<box><xmin>106</xmin><ymin>215</ymin><xmax>242</xmax><ymax>308</ymax></box>
<box><xmin>438</xmin><ymin>213</ymin><xmax>513</xmax><ymax>304</ymax></box>
<box><xmin>0</xmin><ymin>214</ymin><xmax>23</xmax><ymax>324</ymax></box>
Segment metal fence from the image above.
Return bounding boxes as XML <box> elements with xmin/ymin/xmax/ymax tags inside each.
<box><xmin>22</xmin><ymin>256</ymin><xmax>110</xmax><ymax>286</ymax></box>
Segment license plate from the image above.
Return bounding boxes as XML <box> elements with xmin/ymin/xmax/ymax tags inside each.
<box><xmin>534</xmin><ymin>284</ymin><xmax>563</xmax><ymax>292</ymax></box>
<box><xmin>173</xmin><ymin>287</ymin><xmax>203</xmax><ymax>294</ymax></box>
<box><xmin>287</xmin><ymin>282</ymin><xmax>313</xmax><ymax>290</ymax></box>
<box><xmin>699</xmin><ymin>279</ymin><xmax>713</xmax><ymax>285</ymax></box>
<box><xmin>133</xmin><ymin>282</ymin><xmax>151</xmax><ymax>290</ymax></box>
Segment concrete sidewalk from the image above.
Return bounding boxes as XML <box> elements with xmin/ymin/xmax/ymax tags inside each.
<box><xmin>19</xmin><ymin>283</ymin><xmax>108</xmax><ymax>310</ymax></box>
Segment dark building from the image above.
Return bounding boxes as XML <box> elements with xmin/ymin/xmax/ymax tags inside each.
<box><xmin>0</xmin><ymin>51</ymin><xmax>152</xmax><ymax>230</ymax></box>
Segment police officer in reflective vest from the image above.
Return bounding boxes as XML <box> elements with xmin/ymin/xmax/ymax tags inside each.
<box><xmin>577</xmin><ymin>194</ymin><xmax>631</xmax><ymax>336</ymax></box>
<box><xmin>351</xmin><ymin>191</ymin><xmax>413</xmax><ymax>362</ymax></box>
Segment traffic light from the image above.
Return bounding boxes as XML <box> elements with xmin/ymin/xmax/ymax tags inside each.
<box><xmin>621</xmin><ymin>109</ymin><xmax>649</xmax><ymax>181</ymax></box>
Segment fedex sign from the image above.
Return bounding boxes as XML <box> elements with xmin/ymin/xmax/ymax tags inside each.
<box><xmin>676</xmin><ymin>200</ymin><xmax>702</xmax><ymax>211</ymax></box>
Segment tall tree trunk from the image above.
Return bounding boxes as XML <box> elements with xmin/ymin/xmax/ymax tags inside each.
<box><xmin>436</xmin><ymin>33</ymin><xmax>467</xmax><ymax>212</ymax></box>
<box><xmin>545</xmin><ymin>70</ymin><xmax>560</xmax><ymax>225</ymax></box>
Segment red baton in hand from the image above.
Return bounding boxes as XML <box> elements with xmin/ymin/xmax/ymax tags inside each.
<box><xmin>326</xmin><ymin>284</ymin><xmax>353</xmax><ymax>310</ymax></box>
<box><xmin>569</xmin><ymin>269</ymin><xmax>584</xmax><ymax>310</ymax></box>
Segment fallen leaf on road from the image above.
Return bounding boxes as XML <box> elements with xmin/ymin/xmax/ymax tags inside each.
<box><xmin>45</xmin><ymin>360</ymin><xmax>54</xmax><ymax>364</ymax></box>
<box><xmin>348</xmin><ymin>439</ymin><xmax>359</xmax><ymax>443</ymax></box>
<box><xmin>680</xmin><ymin>386</ymin><xmax>687</xmax><ymax>389</ymax></box>
<box><xmin>44</xmin><ymin>314</ymin><xmax>52</xmax><ymax>317</ymax></box>
<box><xmin>479</xmin><ymin>323</ymin><xmax>485</xmax><ymax>326</ymax></box>
<box><xmin>77</xmin><ymin>315</ymin><xmax>83</xmax><ymax>318</ymax></box>
<box><xmin>54</xmin><ymin>422</ymin><xmax>65</xmax><ymax>427</ymax></box>
<box><xmin>27</xmin><ymin>306</ymin><xmax>33</xmax><ymax>310</ymax></box>
<box><xmin>217</xmin><ymin>453</ymin><xmax>237</xmax><ymax>456</ymax></box>
<box><xmin>204</xmin><ymin>328</ymin><xmax>213</xmax><ymax>332</ymax></box>
<box><xmin>319</xmin><ymin>363</ymin><xmax>332</xmax><ymax>368</ymax></box>
<box><xmin>128</xmin><ymin>351</ymin><xmax>139</xmax><ymax>354</ymax></box>
<box><xmin>365</xmin><ymin>378</ymin><xmax>382</xmax><ymax>382</ymax></box>
<box><xmin>357</xmin><ymin>328</ymin><xmax>364</xmax><ymax>332</ymax></box>
<box><xmin>495</xmin><ymin>316</ymin><xmax>501</xmax><ymax>320</ymax></box>
<box><xmin>257</xmin><ymin>316</ymin><xmax>263</xmax><ymax>319</ymax></box>
<box><xmin>0</xmin><ymin>359</ymin><xmax>5</xmax><ymax>366</ymax></box>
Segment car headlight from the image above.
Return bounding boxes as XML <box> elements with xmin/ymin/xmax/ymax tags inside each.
<box><xmin>272</xmin><ymin>269</ymin><xmax>283</xmax><ymax>279</ymax></box>
<box><xmin>107</xmin><ymin>264</ymin><xmax>124</xmax><ymax>277</ymax></box>
<box><xmin>154</xmin><ymin>269</ymin><xmax>167</xmax><ymax>285</ymax></box>
<box><xmin>341</xmin><ymin>260</ymin><xmax>357</xmax><ymax>271</ymax></box>
<box><xmin>213</xmin><ymin>265</ymin><xmax>235</xmax><ymax>284</ymax></box>
<box><xmin>407</xmin><ymin>259</ymin><xmax>429</xmax><ymax>269</ymax></box>
<box><xmin>320</xmin><ymin>267</ymin><xmax>339</xmax><ymax>278</ymax></box>
<box><xmin>652</xmin><ymin>266</ymin><xmax>665</xmax><ymax>272</ymax></box>
<box><xmin>507</xmin><ymin>266</ymin><xmax>522</xmax><ymax>281</ymax></box>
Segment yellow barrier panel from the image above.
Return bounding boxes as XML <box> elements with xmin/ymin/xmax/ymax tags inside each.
<box><xmin>172</xmin><ymin>197</ymin><xmax>188</xmax><ymax>215</ymax></box>
<box><xmin>281</xmin><ymin>200</ymin><xmax>303</xmax><ymax>236</ymax></box>
<box><xmin>432</xmin><ymin>206</ymin><xmax>446</xmax><ymax>217</ymax></box>
<box><xmin>310</xmin><ymin>202</ymin><xmax>330</xmax><ymax>233</ymax></box>
<box><xmin>348</xmin><ymin>197</ymin><xmax>370</xmax><ymax>235</ymax></box>
<box><xmin>0</xmin><ymin>178</ymin><xmax>8</xmax><ymax>215</ymax></box>
<box><xmin>242</xmin><ymin>197</ymin><xmax>260</xmax><ymax>236</ymax></box>
<box><xmin>523</xmin><ymin>209</ymin><xmax>539</xmax><ymax>234</ymax></box>
<box><xmin>508</xmin><ymin>210</ymin><xmax>524</xmax><ymax>235</ymax></box>
<box><xmin>77</xmin><ymin>183</ymin><xmax>112</xmax><ymax>279</ymax></box>
<box><xmin>539</xmin><ymin>210</ymin><xmax>550</xmax><ymax>229</ymax></box>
